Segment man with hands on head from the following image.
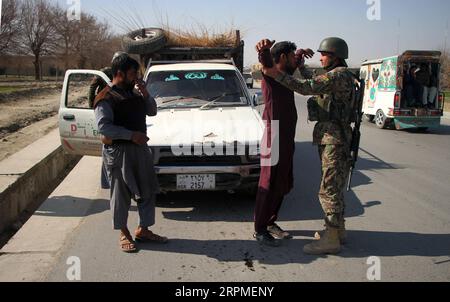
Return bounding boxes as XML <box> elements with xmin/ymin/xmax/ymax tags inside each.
<box><xmin>253</xmin><ymin>39</ymin><xmax>313</xmax><ymax>247</ymax></box>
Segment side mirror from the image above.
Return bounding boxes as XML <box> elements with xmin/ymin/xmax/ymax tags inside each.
<box><xmin>252</xmin><ymin>92</ymin><xmax>264</xmax><ymax>106</ymax></box>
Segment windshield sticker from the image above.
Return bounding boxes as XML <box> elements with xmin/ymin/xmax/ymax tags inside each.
<box><xmin>165</xmin><ymin>75</ymin><xmax>180</xmax><ymax>82</ymax></box>
<box><xmin>210</xmin><ymin>74</ymin><xmax>225</xmax><ymax>81</ymax></box>
<box><xmin>185</xmin><ymin>72</ymin><xmax>208</xmax><ymax>80</ymax></box>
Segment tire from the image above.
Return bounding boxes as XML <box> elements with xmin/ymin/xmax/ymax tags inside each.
<box><xmin>375</xmin><ymin>110</ymin><xmax>388</xmax><ymax>129</ymax></box>
<box><xmin>122</xmin><ymin>28</ymin><xmax>167</xmax><ymax>55</ymax></box>
<box><xmin>363</xmin><ymin>114</ymin><xmax>375</xmax><ymax>123</ymax></box>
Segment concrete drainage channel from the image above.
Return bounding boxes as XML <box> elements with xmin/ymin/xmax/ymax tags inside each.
<box><xmin>0</xmin><ymin>129</ymin><xmax>81</xmax><ymax>249</ymax></box>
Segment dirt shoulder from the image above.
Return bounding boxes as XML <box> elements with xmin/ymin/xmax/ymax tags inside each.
<box><xmin>0</xmin><ymin>86</ymin><xmax>62</xmax><ymax>138</ymax></box>
<box><xmin>0</xmin><ymin>115</ymin><xmax>59</xmax><ymax>161</ymax></box>
<box><xmin>0</xmin><ymin>83</ymin><xmax>83</xmax><ymax>162</ymax></box>
<box><xmin>0</xmin><ymin>81</ymin><xmax>87</xmax><ymax>160</ymax></box>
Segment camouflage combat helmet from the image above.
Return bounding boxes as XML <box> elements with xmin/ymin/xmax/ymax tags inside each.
<box><xmin>317</xmin><ymin>37</ymin><xmax>349</xmax><ymax>59</ymax></box>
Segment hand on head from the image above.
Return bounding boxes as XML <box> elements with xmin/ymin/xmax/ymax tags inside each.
<box><xmin>296</xmin><ymin>48</ymin><xmax>315</xmax><ymax>59</ymax></box>
<box><xmin>256</xmin><ymin>39</ymin><xmax>276</xmax><ymax>52</ymax></box>
<box><xmin>295</xmin><ymin>49</ymin><xmax>315</xmax><ymax>68</ymax></box>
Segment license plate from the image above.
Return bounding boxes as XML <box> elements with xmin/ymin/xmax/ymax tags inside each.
<box><xmin>177</xmin><ymin>174</ymin><xmax>216</xmax><ymax>190</ymax></box>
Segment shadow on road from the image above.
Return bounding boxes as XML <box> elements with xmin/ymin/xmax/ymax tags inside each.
<box><xmin>136</xmin><ymin>230</ymin><xmax>450</xmax><ymax>265</ymax></box>
<box><xmin>33</xmin><ymin>135</ymin><xmax>400</xmax><ymax>230</ymax></box>
<box><xmin>30</xmin><ymin>143</ymin><xmax>450</xmax><ymax>268</ymax></box>
<box><xmin>33</xmin><ymin>196</ymin><xmax>111</xmax><ymax>218</ymax></box>
<box><xmin>363</xmin><ymin>119</ymin><xmax>450</xmax><ymax>136</ymax></box>
<box><xmin>395</xmin><ymin>124</ymin><xmax>450</xmax><ymax>136</ymax></box>
<box><xmin>159</xmin><ymin>142</ymin><xmax>396</xmax><ymax>223</ymax></box>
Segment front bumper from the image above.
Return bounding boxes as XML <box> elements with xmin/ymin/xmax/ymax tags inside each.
<box><xmin>393</xmin><ymin>116</ymin><xmax>441</xmax><ymax>130</ymax></box>
<box><xmin>155</xmin><ymin>164</ymin><xmax>261</xmax><ymax>192</ymax></box>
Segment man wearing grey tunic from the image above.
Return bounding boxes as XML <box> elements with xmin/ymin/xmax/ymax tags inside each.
<box><xmin>94</xmin><ymin>55</ymin><xmax>168</xmax><ymax>253</ymax></box>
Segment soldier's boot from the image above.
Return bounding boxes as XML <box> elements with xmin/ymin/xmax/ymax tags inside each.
<box><xmin>314</xmin><ymin>219</ymin><xmax>347</xmax><ymax>244</ymax></box>
<box><xmin>304</xmin><ymin>226</ymin><xmax>341</xmax><ymax>255</ymax></box>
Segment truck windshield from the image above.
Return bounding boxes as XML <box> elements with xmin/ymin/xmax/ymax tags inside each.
<box><xmin>147</xmin><ymin>70</ymin><xmax>246</xmax><ymax>108</ymax></box>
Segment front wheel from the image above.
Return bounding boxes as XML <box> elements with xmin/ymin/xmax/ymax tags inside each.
<box><xmin>375</xmin><ymin>110</ymin><xmax>388</xmax><ymax>129</ymax></box>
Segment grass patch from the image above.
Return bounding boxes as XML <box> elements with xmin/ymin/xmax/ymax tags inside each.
<box><xmin>0</xmin><ymin>86</ymin><xmax>24</xmax><ymax>94</ymax></box>
<box><xmin>0</xmin><ymin>75</ymin><xmax>58</xmax><ymax>82</ymax></box>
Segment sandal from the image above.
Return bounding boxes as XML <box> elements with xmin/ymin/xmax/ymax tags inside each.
<box><xmin>135</xmin><ymin>230</ymin><xmax>168</xmax><ymax>244</ymax></box>
<box><xmin>120</xmin><ymin>235</ymin><xmax>137</xmax><ymax>253</ymax></box>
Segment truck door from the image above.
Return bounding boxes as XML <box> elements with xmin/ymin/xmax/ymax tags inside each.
<box><xmin>368</xmin><ymin>64</ymin><xmax>381</xmax><ymax>109</ymax></box>
<box><xmin>360</xmin><ymin>66</ymin><xmax>371</xmax><ymax>112</ymax></box>
<box><xmin>58</xmin><ymin>70</ymin><xmax>111</xmax><ymax>157</ymax></box>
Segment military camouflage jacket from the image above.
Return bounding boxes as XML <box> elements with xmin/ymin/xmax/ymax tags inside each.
<box><xmin>275</xmin><ymin>66</ymin><xmax>354</xmax><ymax>145</ymax></box>
<box><xmin>88</xmin><ymin>67</ymin><xmax>113</xmax><ymax>108</ymax></box>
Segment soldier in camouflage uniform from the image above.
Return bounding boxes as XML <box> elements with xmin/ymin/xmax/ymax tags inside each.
<box><xmin>259</xmin><ymin>37</ymin><xmax>355</xmax><ymax>255</ymax></box>
<box><xmin>88</xmin><ymin>52</ymin><xmax>128</xmax><ymax>108</ymax></box>
<box><xmin>89</xmin><ymin>67</ymin><xmax>113</xmax><ymax>109</ymax></box>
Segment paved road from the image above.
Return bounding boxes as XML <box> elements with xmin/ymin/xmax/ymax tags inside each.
<box><xmin>2</xmin><ymin>94</ymin><xmax>450</xmax><ymax>282</ymax></box>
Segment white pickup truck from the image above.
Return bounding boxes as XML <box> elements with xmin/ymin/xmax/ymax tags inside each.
<box><xmin>58</xmin><ymin>61</ymin><xmax>265</xmax><ymax>194</ymax></box>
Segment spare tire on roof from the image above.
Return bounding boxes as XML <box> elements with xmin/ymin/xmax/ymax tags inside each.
<box><xmin>122</xmin><ymin>28</ymin><xmax>167</xmax><ymax>55</ymax></box>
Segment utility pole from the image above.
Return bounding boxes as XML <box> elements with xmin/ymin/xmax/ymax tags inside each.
<box><xmin>444</xmin><ymin>20</ymin><xmax>449</xmax><ymax>57</ymax></box>
<box><xmin>55</xmin><ymin>56</ymin><xmax>59</xmax><ymax>82</ymax></box>
<box><xmin>0</xmin><ymin>0</ymin><xmax>3</xmax><ymax>30</ymax></box>
<box><xmin>396</xmin><ymin>19</ymin><xmax>401</xmax><ymax>54</ymax></box>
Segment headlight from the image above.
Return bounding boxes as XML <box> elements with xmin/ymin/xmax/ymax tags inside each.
<box><xmin>247</xmin><ymin>146</ymin><xmax>260</xmax><ymax>162</ymax></box>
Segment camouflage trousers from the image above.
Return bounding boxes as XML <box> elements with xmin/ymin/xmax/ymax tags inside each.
<box><xmin>318</xmin><ymin>144</ymin><xmax>351</xmax><ymax>228</ymax></box>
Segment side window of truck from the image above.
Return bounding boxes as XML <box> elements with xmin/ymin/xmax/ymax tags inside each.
<box><xmin>66</xmin><ymin>73</ymin><xmax>107</xmax><ymax>110</ymax></box>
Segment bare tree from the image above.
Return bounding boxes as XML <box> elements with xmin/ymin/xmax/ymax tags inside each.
<box><xmin>0</xmin><ymin>0</ymin><xmax>20</xmax><ymax>54</ymax></box>
<box><xmin>53</xmin><ymin>5</ymin><xmax>79</xmax><ymax>70</ymax></box>
<box><xmin>54</xmin><ymin>10</ymin><xmax>119</xmax><ymax>71</ymax></box>
<box><xmin>87</xmin><ymin>34</ymin><xmax>122</xmax><ymax>69</ymax></box>
<box><xmin>18</xmin><ymin>0</ymin><xmax>58</xmax><ymax>80</ymax></box>
<box><xmin>73</xmin><ymin>13</ymin><xmax>114</xmax><ymax>69</ymax></box>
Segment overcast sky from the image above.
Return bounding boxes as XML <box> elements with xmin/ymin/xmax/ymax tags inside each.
<box><xmin>56</xmin><ymin>0</ymin><xmax>450</xmax><ymax>67</ymax></box>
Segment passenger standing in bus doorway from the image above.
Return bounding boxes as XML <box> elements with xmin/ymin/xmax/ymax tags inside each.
<box><xmin>405</xmin><ymin>65</ymin><xmax>421</xmax><ymax>107</ymax></box>
<box><xmin>416</xmin><ymin>64</ymin><xmax>438</xmax><ymax>109</ymax></box>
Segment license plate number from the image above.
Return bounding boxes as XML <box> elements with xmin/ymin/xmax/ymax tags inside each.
<box><xmin>177</xmin><ymin>174</ymin><xmax>216</xmax><ymax>190</ymax></box>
